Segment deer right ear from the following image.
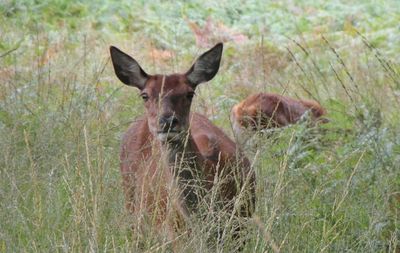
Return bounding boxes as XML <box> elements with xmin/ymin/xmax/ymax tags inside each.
<box><xmin>186</xmin><ymin>43</ymin><xmax>223</xmax><ymax>88</ymax></box>
<box><xmin>110</xmin><ymin>46</ymin><xmax>148</xmax><ymax>90</ymax></box>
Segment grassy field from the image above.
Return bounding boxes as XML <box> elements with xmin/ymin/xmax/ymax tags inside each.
<box><xmin>1</xmin><ymin>0</ymin><xmax>399</xmax><ymax>252</ymax></box>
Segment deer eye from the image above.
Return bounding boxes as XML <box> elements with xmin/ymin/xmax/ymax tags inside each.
<box><xmin>140</xmin><ymin>93</ymin><xmax>149</xmax><ymax>101</ymax></box>
<box><xmin>187</xmin><ymin>92</ymin><xmax>195</xmax><ymax>100</ymax></box>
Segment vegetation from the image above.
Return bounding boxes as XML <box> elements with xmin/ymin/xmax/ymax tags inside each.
<box><xmin>0</xmin><ymin>0</ymin><xmax>399</xmax><ymax>252</ymax></box>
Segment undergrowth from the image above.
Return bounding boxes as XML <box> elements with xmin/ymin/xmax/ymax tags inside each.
<box><xmin>0</xmin><ymin>0</ymin><xmax>399</xmax><ymax>252</ymax></box>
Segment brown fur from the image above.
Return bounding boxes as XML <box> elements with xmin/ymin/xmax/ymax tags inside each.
<box><xmin>231</xmin><ymin>93</ymin><xmax>327</xmax><ymax>132</ymax></box>
<box><xmin>111</xmin><ymin>44</ymin><xmax>255</xmax><ymax>245</ymax></box>
<box><xmin>120</xmin><ymin>112</ymin><xmax>254</xmax><ymax>217</ymax></box>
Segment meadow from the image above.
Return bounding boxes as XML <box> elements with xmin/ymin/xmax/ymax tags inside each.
<box><xmin>0</xmin><ymin>0</ymin><xmax>399</xmax><ymax>252</ymax></box>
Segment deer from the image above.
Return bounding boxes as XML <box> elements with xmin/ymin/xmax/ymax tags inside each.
<box><xmin>231</xmin><ymin>93</ymin><xmax>328</xmax><ymax>143</ymax></box>
<box><xmin>109</xmin><ymin>43</ymin><xmax>255</xmax><ymax>248</ymax></box>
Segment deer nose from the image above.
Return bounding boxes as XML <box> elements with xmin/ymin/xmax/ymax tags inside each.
<box><xmin>159</xmin><ymin>115</ymin><xmax>179</xmax><ymax>132</ymax></box>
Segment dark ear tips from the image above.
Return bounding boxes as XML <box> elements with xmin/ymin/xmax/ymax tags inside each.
<box><xmin>214</xmin><ymin>42</ymin><xmax>223</xmax><ymax>51</ymax></box>
<box><xmin>109</xmin><ymin>46</ymin><xmax>126</xmax><ymax>59</ymax></box>
<box><xmin>109</xmin><ymin>46</ymin><xmax>117</xmax><ymax>54</ymax></box>
<box><xmin>109</xmin><ymin>46</ymin><xmax>123</xmax><ymax>61</ymax></box>
<box><xmin>210</xmin><ymin>43</ymin><xmax>223</xmax><ymax>57</ymax></box>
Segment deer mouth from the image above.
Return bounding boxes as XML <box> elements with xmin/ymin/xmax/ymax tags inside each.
<box><xmin>157</xmin><ymin>130</ymin><xmax>182</xmax><ymax>142</ymax></box>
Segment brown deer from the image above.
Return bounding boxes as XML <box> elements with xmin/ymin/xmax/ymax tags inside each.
<box><xmin>110</xmin><ymin>43</ymin><xmax>255</xmax><ymax>246</ymax></box>
<box><xmin>231</xmin><ymin>93</ymin><xmax>327</xmax><ymax>139</ymax></box>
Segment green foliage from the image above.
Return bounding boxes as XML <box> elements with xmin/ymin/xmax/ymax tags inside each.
<box><xmin>0</xmin><ymin>0</ymin><xmax>399</xmax><ymax>252</ymax></box>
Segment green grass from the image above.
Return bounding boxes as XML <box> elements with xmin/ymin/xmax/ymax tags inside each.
<box><xmin>1</xmin><ymin>0</ymin><xmax>399</xmax><ymax>252</ymax></box>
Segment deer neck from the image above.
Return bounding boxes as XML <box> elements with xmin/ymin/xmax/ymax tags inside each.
<box><xmin>157</xmin><ymin>131</ymin><xmax>204</xmax><ymax>210</ymax></box>
<box><xmin>158</xmin><ymin>132</ymin><xmax>200</xmax><ymax>170</ymax></box>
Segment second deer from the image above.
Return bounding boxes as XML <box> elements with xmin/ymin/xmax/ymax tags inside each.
<box><xmin>231</xmin><ymin>93</ymin><xmax>327</xmax><ymax>139</ymax></box>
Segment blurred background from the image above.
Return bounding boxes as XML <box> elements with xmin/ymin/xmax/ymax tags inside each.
<box><xmin>0</xmin><ymin>0</ymin><xmax>399</xmax><ymax>252</ymax></box>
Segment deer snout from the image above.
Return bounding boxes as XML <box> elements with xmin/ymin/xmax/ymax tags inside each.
<box><xmin>159</xmin><ymin>115</ymin><xmax>179</xmax><ymax>132</ymax></box>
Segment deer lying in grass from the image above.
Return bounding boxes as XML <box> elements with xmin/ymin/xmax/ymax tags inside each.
<box><xmin>231</xmin><ymin>93</ymin><xmax>327</xmax><ymax>141</ymax></box>
<box><xmin>110</xmin><ymin>43</ymin><xmax>255</xmax><ymax>247</ymax></box>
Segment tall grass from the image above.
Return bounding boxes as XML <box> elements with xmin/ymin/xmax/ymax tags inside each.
<box><xmin>1</xmin><ymin>0</ymin><xmax>399</xmax><ymax>252</ymax></box>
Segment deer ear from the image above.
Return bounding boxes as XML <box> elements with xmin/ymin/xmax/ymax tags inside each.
<box><xmin>186</xmin><ymin>43</ymin><xmax>223</xmax><ymax>87</ymax></box>
<box><xmin>110</xmin><ymin>46</ymin><xmax>148</xmax><ymax>90</ymax></box>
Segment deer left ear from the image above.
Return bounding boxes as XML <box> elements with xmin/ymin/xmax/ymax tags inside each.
<box><xmin>109</xmin><ymin>46</ymin><xmax>149</xmax><ymax>90</ymax></box>
<box><xmin>186</xmin><ymin>43</ymin><xmax>223</xmax><ymax>88</ymax></box>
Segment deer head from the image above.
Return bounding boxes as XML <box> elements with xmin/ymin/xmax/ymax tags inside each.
<box><xmin>110</xmin><ymin>43</ymin><xmax>223</xmax><ymax>143</ymax></box>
